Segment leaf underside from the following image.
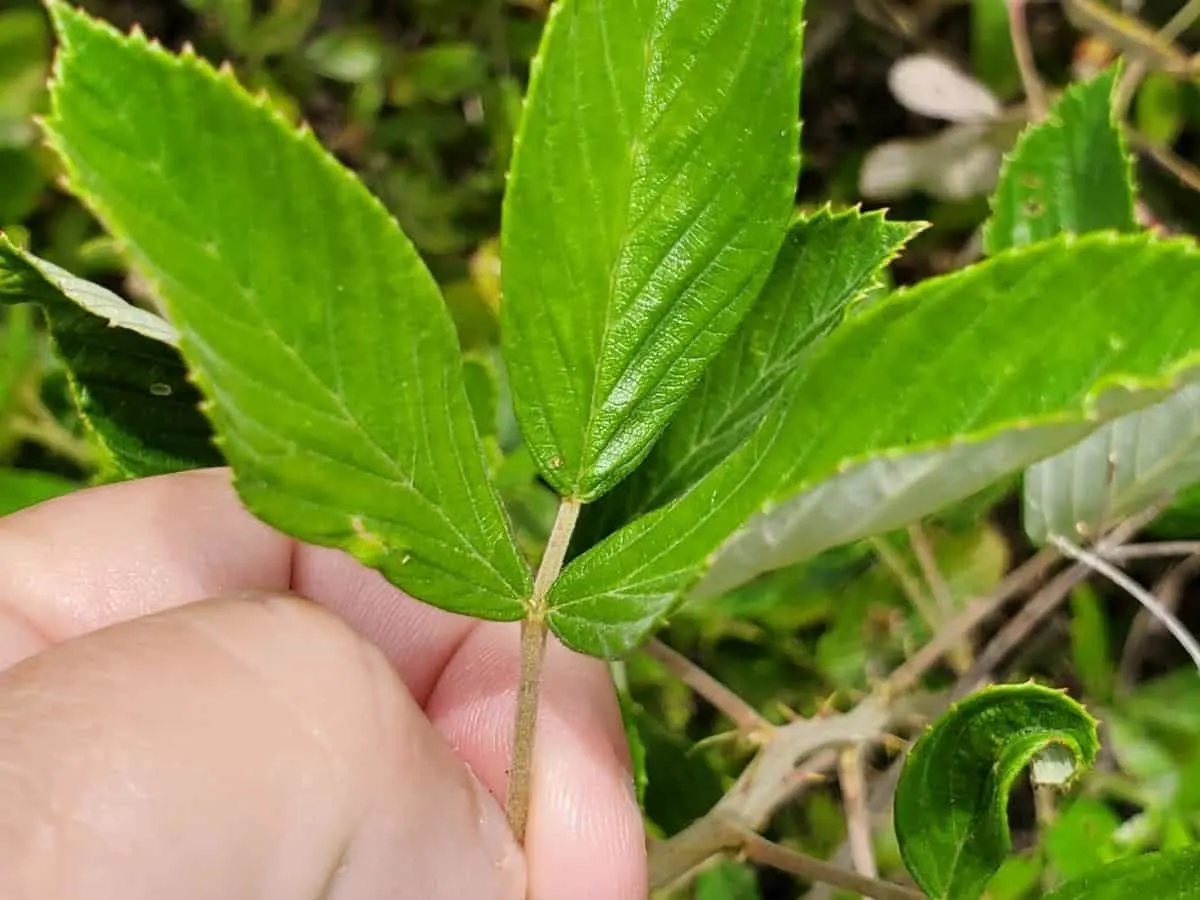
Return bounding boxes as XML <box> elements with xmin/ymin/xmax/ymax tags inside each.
<box><xmin>0</xmin><ymin>237</ymin><xmax>220</xmax><ymax>476</ymax></box>
<box><xmin>500</xmin><ymin>0</ymin><xmax>805</xmax><ymax>501</ymax></box>
<box><xmin>548</xmin><ymin>233</ymin><xmax>1200</xmax><ymax>657</ymax></box>
<box><xmin>44</xmin><ymin>2</ymin><xmax>532</xmax><ymax>619</ymax></box>
<box><xmin>894</xmin><ymin>684</ymin><xmax>1100</xmax><ymax>900</ymax></box>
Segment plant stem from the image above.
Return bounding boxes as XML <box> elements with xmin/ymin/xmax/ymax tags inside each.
<box><xmin>504</xmin><ymin>496</ymin><xmax>580</xmax><ymax>844</ymax></box>
<box><xmin>644</xmin><ymin>639</ymin><xmax>771</xmax><ymax>737</ymax></box>
<box><xmin>1007</xmin><ymin>0</ymin><xmax>1047</xmax><ymax>119</ymax></box>
<box><xmin>838</xmin><ymin>744</ymin><xmax>877</xmax><ymax>879</ymax></box>
<box><xmin>737</xmin><ymin>830</ymin><xmax>924</xmax><ymax>900</ymax></box>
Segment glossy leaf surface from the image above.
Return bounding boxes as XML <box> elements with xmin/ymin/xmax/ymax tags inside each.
<box><xmin>548</xmin><ymin>234</ymin><xmax>1200</xmax><ymax>656</ymax></box>
<box><xmin>45</xmin><ymin>3</ymin><xmax>531</xmax><ymax>618</ymax></box>
<box><xmin>894</xmin><ymin>684</ymin><xmax>1099</xmax><ymax>900</ymax></box>
<box><xmin>580</xmin><ymin>207</ymin><xmax>923</xmax><ymax>543</ymax></box>
<box><xmin>501</xmin><ymin>0</ymin><xmax>804</xmax><ymax>500</ymax></box>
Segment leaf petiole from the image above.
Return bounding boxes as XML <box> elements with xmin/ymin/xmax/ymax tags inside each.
<box><xmin>505</xmin><ymin>496</ymin><xmax>581</xmax><ymax>843</ymax></box>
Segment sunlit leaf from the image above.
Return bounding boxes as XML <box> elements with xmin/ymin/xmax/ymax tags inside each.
<box><xmin>579</xmin><ymin>207</ymin><xmax>923</xmax><ymax>543</ymax></box>
<box><xmin>501</xmin><ymin>0</ymin><xmax>804</xmax><ymax>500</ymax></box>
<box><xmin>547</xmin><ymin>234</ymin><xmax>1200</xmax><ymax>656</ymax></box>
<box><xmin>983</xmin><ymin>66</ymin><xmax>1135</xmax><ymax>255</ymax></box>
<box><xmin>44</xmin><ymin>3</ymin><xmax>531</xmax><ymax>618</ymax></box>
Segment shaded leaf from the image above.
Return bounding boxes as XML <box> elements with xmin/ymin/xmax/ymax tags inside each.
<box><xmin>894</xmin><ymin>684</ymin><xmax>1100</xmax><ymax>900</ymax></box>
<box><xmin>580</xmin><ymin>207</ymin><xmax>924</xmax><ymax>543</ymax></box>
<box><xmin>0</xmin><ymin>237</ymin><xmax>219</xmax><ymax>475</ymax></box>
<box><xmin>500</xmin><ymin>0</ymin><xmax>804</xmax><ymax>500</ymax></box>
<box><xmin>1044</xmin><ymin>797</ymin><xmax>1121</xmax><ymax>882</ymax></box>
<box><xmin>546</xmin><ymin>234</ymin><xmax>1200</xmax><ymax>657</ymax></box>
<box><xmin>1041</xmin><ymin>847</ymin><xmax>1200</xmax><ymax>900</ymax></box>
<box><xmin>983</xmin><ymin>66</ymin><xmax>1135</xmax><ymax>255</ymax></box>
<box><xmin>44</xmin><ymin>3</ymin><xmax>531</xmax><ymax>618</ymax></box>
<box><xmin>1069</xmin><ymin>584</ymin><xmax>1115</xmax><ymax>701</ymax></box>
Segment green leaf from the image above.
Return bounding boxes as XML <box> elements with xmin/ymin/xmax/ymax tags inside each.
<box><xmin>694</xmin><ymin>859</ymin><xmax>762</xmax><ymax>900</ymax></box>
<box><xmin>1003</xmin><ymin>68</ymin><xmax>1181</xmax><ymax>545</ymax></box>
<box><xmin>0</xmin><ymin>303</ymin><xmax>36</xmax><ymax>416</ymax></box>
<box><xmin>579</xmin><ymin>207</ymin><xmax>924</xmax><ymax>542</ymax></box>
<box><xmin>44</xmin><ymin>3</ymin><xmax>532</xmax><ymax>618</ymax></box>
<box><xmin>894</xmin><ymin>684</ymin><xmax>1100</xmax><ymax>900</ymax></box>
<box><xmin>983</xmin><ymin>66</ymin><xmax>1136</xmax><ymax>255</ymax></box>
<box><xmin>547</xmin><ymin>234</ymin><xmax>1200</xmax><ymax>657</ymax></box>
<box><xmin>0</xmin><ymin>467</ymin><xmax>77</xmax><ymax>516</ymax></box>
<box><xmin>1025</xmin><ymin>383</ymin><xmax>1200</xmax><ymax>542</ymax></box>
<box><xmin>1041</xmin><ymin>847</ymin><xmax>1200</xmax><ymax>900</ymax></box>
<box><xmin>500</xmin><ymin>0</ymin><xmax>804</xmax><ymax>500</ymax></box>
<box><xmin>0</xmin><ymin>237</ymin><xmax>220</xmax><ymax>476</ymax></box>
<box><xmin>1044</xmin><ymin>797</ymin><xmax>1121</xmax><ymax>882</ymax></box>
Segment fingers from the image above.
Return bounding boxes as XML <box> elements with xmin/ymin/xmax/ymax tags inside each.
<box><xmin>427</xmin><ymin>622</ymin><xmax>648</xmax><ymax>899</ymax></box>
<box><xmin>1</xmin><ymin>471</ymin><xmax>649</xmax><ymax>897</ymax></box>
<box><xmin>0</xmin><ymin>469</ymin><xmax>291</xmax><ymax>667</ymax></box>
<box><xmin>0</xmin><ymin>469</ymin><xmax>476</xmax><ymax>696</ymax></box>
<box><xmin>0</xmin><ymin>592</ymin><xmax>524</xmax><ymax>900</ymax></box>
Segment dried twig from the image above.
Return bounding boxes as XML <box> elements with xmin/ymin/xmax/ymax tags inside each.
<box><xmin>1052</xmin><ymin>535</ymin><xmax>1200</xmax><ymax>672</ymax></box>
<box><xmin>648</xmin><ymin>700</ymin><xmax>891</xmax><ymax>889</ymax></box>
<box><xmin>1118</xmin><ymin>552</ymin><xmax>1200</xmax><ymax>686</ymax></box>
<box><xmin>737</xmin><ymin>829</ymin><xmax>924</xmax><ymax>900</ymax></box>
<box><xmin>1106</xmin><ymin>541</ymin><xmax>1200</xmax><ymax>561</ymax></box>
<box><xmin>871</xmin><ymin>536</ymin><xmax>944</xmax><ymax>634</ymax></box>
<box><xmin>883</xmin><ymin>546</ymin><xmax>1060</xmax><ymax>698</ymax></box>
<box><xmin>1007</xmin><ymin>0</ymin><xmax>1048</xmax><ymax>118</ymax></box>
<box><xmin>951</xmin><ymin>505</ymin><xmax>1164</xmax><ymax>699</ymax></box>
<box><xmin>838</xmin><ymin>744</ymin><xmax>878</xmax><ymax>879</ymax></box>
<box><xmin>643</xmin><ymin>640</ymin><xmax>772</xmax><ymax>737</ymax></box>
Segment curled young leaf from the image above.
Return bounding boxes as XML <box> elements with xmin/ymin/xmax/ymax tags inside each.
<box><xmin>894</xmin><ymin>684</ymin><xmax>1100</xmax><ymax>900</ymax></box>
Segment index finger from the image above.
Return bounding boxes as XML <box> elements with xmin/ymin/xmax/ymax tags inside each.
<box><xmin>0</xmin><ymin>468</ymin><xmax>647</xmax><ymax>897</ymax></box>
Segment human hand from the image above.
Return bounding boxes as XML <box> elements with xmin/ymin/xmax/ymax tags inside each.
<box><xmin>0</xmin><ymin>468</ymin><xmax>646</xmax><ymax>899</ymax></box>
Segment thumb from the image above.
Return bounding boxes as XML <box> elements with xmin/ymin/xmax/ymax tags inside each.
<box><xmin>0</xmin><ymin>591</ymin><xmax>525</xmax><ymax>900</ymax></box>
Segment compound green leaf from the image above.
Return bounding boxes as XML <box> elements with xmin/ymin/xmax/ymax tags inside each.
<box><xmin>894</xmin><ymin>684</ymin><xmax>1100</xmax><ymax>900</ymax></box>
<box><xmin>578</xmin><ymin>207</ymin><xmax>923</xmax><ymax>544</ymax></box>
<box><xmin>547</xmin><ymin>234</ymin><xmax>1200</xmax><ymax>657</ymax></box>
<box><xmin>44</xmin><ymin>3</ymin><xmax>531</xmax><ymax>618</ymax></box>
<box><xmin>501</xmin><ymin>0</ymin><xmax>804</xmax><ymax>501</ymax></box>
<box><xmin>1041</xmin><ymin>847</ymin><xmax>1200</xmax><ymax>900</ymax></box>
<box><xmin>983</xmin><ymin>66</ymin><xmax>1135</xmax><ymax>255</ymax></box>
<box><xmin>0</xmin><ymin>237</ymin><xmax>220</xmax><ymax>475</ymax></box>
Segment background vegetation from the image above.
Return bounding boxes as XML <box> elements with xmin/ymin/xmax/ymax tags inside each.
<box><xmin>2</xmin><ymin>1</ymin><xmax>1200</xmax><ymax>897</ymax></box>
